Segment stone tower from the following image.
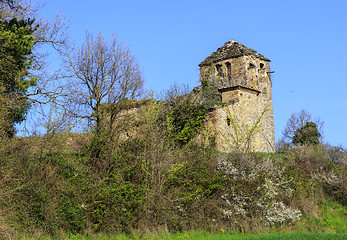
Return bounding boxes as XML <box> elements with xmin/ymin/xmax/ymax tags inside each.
<box><xmin>199</xmin><ymin>40</ymin><xmax>275</xmax><ymax>152</ymax></box>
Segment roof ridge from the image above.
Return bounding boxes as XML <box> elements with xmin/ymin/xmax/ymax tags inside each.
<box><xmin>199</xmin><ymin>41</ymin><xmax>270</xmax><ymax>67</ymax></box>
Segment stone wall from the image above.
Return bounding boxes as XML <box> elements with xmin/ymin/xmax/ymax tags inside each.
<box><xmin>99</xmin><ymin>99</ymin><xmax>155</xmax><ymax>141</ymax></box>
<box><xmin>199</xmin><ymin>54</ymin><xmax>275</xmax><ymax>152</ymax></box>
<box><xmin>100</xmin><ymin>41</ymin><xmax>276</xmax><ymax>153</ymax></box>
<box><xmin>204</xmin><ymin>88</ymin><xmax>275</xmax><ymax>153</ymax></box>
<box><xmin>199</xmin><ymin>55</ymin><xmax>272</xmax><ymax>94</ymax></box>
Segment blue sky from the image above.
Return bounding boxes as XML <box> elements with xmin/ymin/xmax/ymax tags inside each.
<box><xmin>35</xmin><ymin>0</ymin><xmax>347</xmax><ymax>147</ymax></box>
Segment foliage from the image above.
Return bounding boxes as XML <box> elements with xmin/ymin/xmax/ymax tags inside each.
<box><xmin>0</xmin><ymin>131</ymin><xmax>346</xmax><ymax>239</ymax></box>
<box><xmin>0</xmin><ymin>94</ymin><xmax>346</xmax><ymax>239</ymax></box>
<box><xmin>165</xmin><ymin>97</ymin><xmax>209</xmax><ymax>144</ymax></box>
<box><xmin>58</xmin><ymin>194</ymin><xmax>85</xmax><ymax>233</ymax></box>
<box><xmin>13</xmin><ymin>231</ymin><xmax>347</xmax><ymax>240</ymax></box>
<box><xmin>218</xmin><ymin>153</ymin><xmax>302</xmax><ymax>229</ymax></box>
<box><xmin>163</xmin><ymin>148</ymin><xmax>225</xmax><ymax>230</ymax></box>
<box><xmin>200</xmin><ymin>64</ymin><xmax>222</xmax><ymax>105</ymax></box>
<box><xmin>0</xmin><ymin>17</ymin><xmax>37</xmax><ymax>136</ymax></box>
<box><xmin>318</xmin><ymin>201</ymin><xmax>347</xmax><ymax>233</ymax></box>
<box><xmin>161</xmin><ymin>81</ymin><xmax>222</xmax><ymax>146</ymax></box>
<box><xmin>292</xmin><ymin>121</ymin><xmax>321</xmax><ymax>145</ymax></box>
<box><xmin>281</xmin><ymin>109</ymin><xmax>323</xmax><ymax>147</ymax></box>
<box><xmin>0</xmin><ymin>0</ymin><xmax>71</xmax><ymax>138</ymax></box>
<box><xmin>86</xmin><ymin>141</ymin><xmax>148</xmax><ymax>233</ymax></box>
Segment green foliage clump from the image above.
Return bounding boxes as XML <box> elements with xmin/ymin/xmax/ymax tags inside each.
<box><xmin>0</xmin><ymin>17</ymin><xmax>37</xmax><ymax>137</ymax></box>
<box><xmin>164</xmin><ymin>151</ymin><xmax>225</xmax><ymax>230</ymax></box>
<box><xmin>201</xmin><ymin>70</ymin><xmax>222</xmax><ymax>105</ymax></box>
<box><xmin>58</xmin><ymin>195</ymin><xmax>85</xmax><ymax>233</ymax></box>
<box><xmin>162</xmin><ymin>80</ymin><xmax>222</xmax><ymax>145</ymax></box>
<box><xmin>292</xmin><ymin>122</ymin><xmax>321</xmax><ymax>145</ymax></box>
<box><xmin>87</xmin><ymin>142</ymin><xmax>147</xmax><ymax>232</ymax></box>
<box><xmin>166</xmin><ymin>99</ymin><xmax>208</xmax><ymax>145</ymax></box>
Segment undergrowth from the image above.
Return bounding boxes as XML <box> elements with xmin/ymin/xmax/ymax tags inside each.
<box><xmin>0</xmin><ymin>100</ymin><xmax>346</xmax><ymax>239</ymax></box>
<box><xmin>15</xmin><ymin>231</ymin><xmax>347</xmax><ymax>240</ymax></box>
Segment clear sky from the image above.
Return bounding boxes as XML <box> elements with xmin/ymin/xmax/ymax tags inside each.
<box><xmin>34</xmin><ymin>0</ymin><xmax>347</xmax><ymax>147</ymax></box>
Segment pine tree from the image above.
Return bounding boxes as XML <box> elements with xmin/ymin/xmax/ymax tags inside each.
<box><xmin>0</xmin><ymin>17</ymin><xmax>37</xmax><ymax>136</ymax></box>
<box><xmin>292</xmin><ymin>121</ymin><xmax>321</xmax><ymax>145</ymax></box>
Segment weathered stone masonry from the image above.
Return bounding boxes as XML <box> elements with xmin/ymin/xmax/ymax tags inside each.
<box><xmin>103</xmin><ymin>41</ymin><xmax>276</xmax><ymax>152</ymax></box>
<box><xmin>199</xmin><ymin>40</ymin><xmax>275</xmax><ymax>152</ymax></box>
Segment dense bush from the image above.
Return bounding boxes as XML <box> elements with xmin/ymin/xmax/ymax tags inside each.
<box><xmin>165</xmin><ymin>98</ymin><xmax>209</xmax><ymax>144</ymax></box>
<box><xmin>0</xmin><ymin>130</ymin><xmax>345</xmax><ymax>239</ymax></box>
<box><xmin>0</xmin><ymin>100</ymin><xmax>346</xmax><ymax>239</ymax></box>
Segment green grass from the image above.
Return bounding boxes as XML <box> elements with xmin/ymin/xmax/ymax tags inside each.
<box><xmin>294</xmin><ymin>201</ymin><xmax>347</xmax><ymax>233</ymax></box>
<box><xmin>14</xmin><ymin>201</ymin><xmax>347</xmax><ymax>240</ymax></box>
<box><xmin>319</xmin><ymin>201</ymin><xmax>347</xmax><ymax>233</ymax></box>
<box><xmin>16</xmin><ymin>232</ymin><xmax>347</xmax><ymax>240</ymax></box>
<box><xmin>185</xmin><ymin>233</ymin><xmax>347</xmax><ymax>240</ymax></box>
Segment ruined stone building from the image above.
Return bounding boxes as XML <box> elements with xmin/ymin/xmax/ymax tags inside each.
<box><xmin>199</xmin><ymin>40</ymin><xmax>275</xmax><ymax>152</ymax></box>
<box><xmin>102</xmin><ymin>40</ymin><xmax>276</xmax><ymax>152</ymax></box>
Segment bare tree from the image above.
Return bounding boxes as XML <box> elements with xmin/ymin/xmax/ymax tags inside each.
<box><xmin>37</xmin><ymin>103</ymin><xmax>74</xmax><ymax>136</ymax></box>
<box><xmin>282</xmin><ymin>109</ymin><xmax>324</xmax><ymax>144</ymax></box>
<box><xmin>61</xmin><ymin>32</ymin><xmax>144</xmax><ymax>136</ymax></box>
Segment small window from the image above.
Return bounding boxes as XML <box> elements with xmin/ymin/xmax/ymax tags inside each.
<box><xmin>260</xmin><ymin>63</ymin><xmax>264</xmax><ymax>69</ymax></box>
<box><xmin>215</xmin><ymin>64</ymin><xmax>223</xmax><ymax>77</ymax></box>
<box><xmin>226</xmin><ymin>62</ymin><xmax>231</xmax><ymax>81</ymax></box>
<box><xmin>249</xmin><ymin>63</ymin><xmax>255</xmax><ymax>69</ymax></box>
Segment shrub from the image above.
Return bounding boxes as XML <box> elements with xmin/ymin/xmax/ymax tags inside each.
<box><xmin>165</xmin><ymin>99</ymin><xmax>208</xmax><ymax>144</ymax></box>
<box><xmin>58</xmin><ymin>195</ymin><xmax>85</xmax><ymax>233</ymax></box>
<box><xmin>217</xmin><ymin>152</ymin><xmax>302</xmax><ymax>229</ymax></box>
<box><xmin>0</xmin><ymin>103</ymin><xmax>345</xmax><ymax>238</ymax></box>
<box><xmin>292</xmin><ymin>122</ymin><xmax>321</xmax><ymax>145</ymax></box>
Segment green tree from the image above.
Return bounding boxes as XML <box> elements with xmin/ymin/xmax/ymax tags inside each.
<box><xmin>0</xmin><ymin>0</ymin><xmax>69</xmax><ymax>137</ymax></box>
<box><xmin>0</xmin><ymin>17</ymin><xmax>37</xmax><ymax>136</ymax></box>
<box><xmin>292</xmin><ymin>121</ymin><xmax>321</xmax><ymax>145</ymax></box>
<box><xmin>280</xmin><ymin>109</ymin><xmax>324</xmax><ymax>147</ymax></box>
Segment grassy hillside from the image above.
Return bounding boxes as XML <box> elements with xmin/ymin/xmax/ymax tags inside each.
<box><xmin>15</xmin><ymin>232</ymin><xmax>347</xmax><ymax>240</ymax></box>
<box><xmin>0</xmin><ymin>128</ymin><xmax>345</xmax><ymax>239</ymax></box>
<box><xmin>0</xmin><ymin>98</ymin><xmax>345</xmax><ymax>240</ymax></box>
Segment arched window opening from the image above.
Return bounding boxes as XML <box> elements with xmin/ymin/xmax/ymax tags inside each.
<box><xmin>215</xmin><ymin>64</ymin><xmax>223</xmax><ymax>77</ymax></box>
<box><xmin>226</xmin><ymin>62</ymin><xmax>231</xmax><ymax>81</ymax></box>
